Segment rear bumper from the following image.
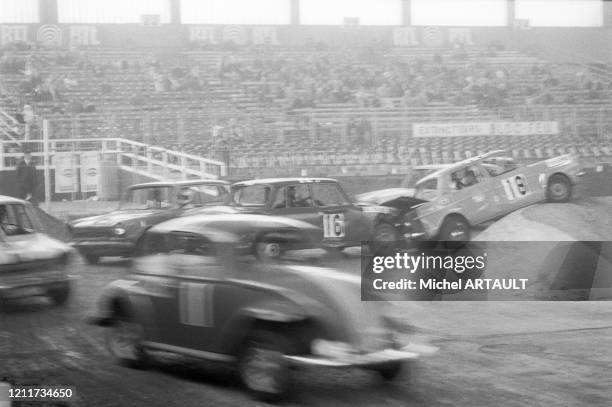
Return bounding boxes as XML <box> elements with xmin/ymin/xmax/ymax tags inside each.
<box><xmin>71</xmin><ymin>240</ymin><xmax>134</xmax><ymax>257</ymax></box>
<box><xmin>284</xmin><ymin>344</ymin><xmax>436</xmax><ymax>368</ymax></box>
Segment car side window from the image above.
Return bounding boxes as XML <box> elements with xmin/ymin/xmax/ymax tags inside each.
<box><xmin>0</xmin><ymin>204</ymin><xmax>34</xmax><ymax>235</ymax></box>
<box><xmin>310</xmin><ymin>183</ymin><xmax>350</xmax><ymax>207</ymax></box>
<box><xmin>167</xmin><ymin>233</ymin><xmax>224</xmax><ymax>278</ymax></box>
<box><xmin>234</xmin><ymin>185</ymin><xmax>270</xmax><ymax>207</ymax></box>
<box><xmin>272</xmin><ymin>184</ymin><xmax>314</xmax><ymax>209</ymax></box>
<box><xmin>483</xmin><ymin>158</ymin><xmax>519</xmax><ymax>176</ymax></box>
<box><xmin>450</xmin><ymin>166</ymin><xmax>482</xmax><ymax>190</ymax></box>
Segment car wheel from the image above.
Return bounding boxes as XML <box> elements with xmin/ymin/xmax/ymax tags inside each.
<box><xmin>48</xmin><ymin>283</ymin><xmax>71</xmax><ymax>306</ymax></box>
<box><xmin>85</xmin><ymin>254</ymin><xmax>100</xmax><ymax>265</ymax></box>
<box><xmin>547</xmin><ymin>174</ymin><xmax>572</xmax><ymax>203</ymax></box>
<box><xmin>439</xmin><ymin>216</ymin><xmax>470</xmax><ymax>246</ymax></box>
<box><xmin>238</xmin><ymin>331</ymin><xmax>293</xmax><ymax>401</ymax></box>
<box><xmin>375</xmin><ymin>361</ymin><xmax>405</xmax><ymax>382</ymax></box>
<box><xmin>255</xmin><ymin>240</ymin><xmax>283</xmax><ymax>262</ymax></box>
<box><xmin>106</xmin><ymin>318</ymin><xmax>149</xmax><ymax>369</ymax></box>
<box><xmin>369</xmin><ymin>223</ymin><xmax>399</xmax><ymax>255</ymax></box>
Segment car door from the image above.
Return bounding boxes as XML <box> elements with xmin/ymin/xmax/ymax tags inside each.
<box><xmin>267</xmin><ymin>183</ymin><xmax>321</xmax><ymax>227</ymax></box>
<box><xmin>133</xmin><ymin>232</ymin><xmax>220</xmax><ymax>350</ymax></box>
<box><xmin>488</xmin><ymin>162</ymin><xmax>543</xmax><ymax>214</ymax></box>
<box><xmin>163</xmin><ymin>234</ymin><xmax>225</xmax><ymax>351</ymax></box>
<box><xmin>309</xmin><ymin>182</ymin><xmax>369</xmax><ymax>244</ymax></box>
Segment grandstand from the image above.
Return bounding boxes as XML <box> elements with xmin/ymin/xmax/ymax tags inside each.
<box><xmin>1</xmin><ymin>0</ymin><xmax>611</xmax><ymax>201</ymax></box>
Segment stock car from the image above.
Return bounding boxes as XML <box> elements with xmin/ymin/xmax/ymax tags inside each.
<box><xmin>197</xmin><ymin>178</ymin><xmax>402</xmax><ymax>258</ymax></box>
<box><xmin>0</xmin><ymin>196</ymin><xmax>74</xmax><ymax>305</ymax></box>
<box><xmin>69</xmin><ymin>179</ymin><xmax>230</xmax><ymax>263</ymax></box>
<box><xmin>89</xmin><ymin>215</ymin><xmax>435</xmax><ymax>401</ymax></box>
<box><xmin>364</xmin><ymin>150</ymin><xmax>584</xmax><ymax>242</ymax></box>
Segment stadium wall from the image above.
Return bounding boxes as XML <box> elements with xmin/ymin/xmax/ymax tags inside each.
<box><xmin>1</xmin><ymin>24</ymin><xmax>611</xmax><ymax>62</ymax></box>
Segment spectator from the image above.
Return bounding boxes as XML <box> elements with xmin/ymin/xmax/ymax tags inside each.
<box><xmin>16</xmin><ymin>150</ymin><xmax>37</xmax><ymax>203</ymax></box>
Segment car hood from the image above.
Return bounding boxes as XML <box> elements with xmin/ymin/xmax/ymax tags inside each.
<box><xmin>70</xmin><ymin>209</ymin><xmax>169</xmax><ymax>228</ymax></box>
<box><xmin>357</xmin><ymin>188</ymin><xmax>428</xmax><ymax>213</ymax></box>
<box><xmin>356</xmin><ymin>188</ymin><xmax>416</xmax><ymax>205</ymax></box>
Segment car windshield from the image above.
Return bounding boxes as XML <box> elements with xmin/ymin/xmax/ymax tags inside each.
<box><xmin>231</xmin><ymin>185</ymin><xmax>270</xmax><ymax>207</ymax></box>
<box><xmin>119</xmin><ymin>186</ymin><xmax>174</xmax><ymax>210</ymax></box>
<box><xmin>0</xmin><ymin>203</ymin><xmax>36</xmax><ymax>236</ymax></box>
<box><xmin>482</xmin><ymin>156</ymin><xmax>518</xmax><ymax>177</ymax></box>
<box><xmin>177</xmin><ymin>184</ymin><xmax>230</xmax><ymax>207</ymax></box>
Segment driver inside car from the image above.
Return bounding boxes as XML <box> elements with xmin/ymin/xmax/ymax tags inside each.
<box><xmin>177</xmin><ymin>188</ymin><xmax>196</xmax><ymax>209</ymax></box>
<box><xmin>0</xmin><ymin>205</ymin><xmax>19</xmax><ymax>235</ymax></box>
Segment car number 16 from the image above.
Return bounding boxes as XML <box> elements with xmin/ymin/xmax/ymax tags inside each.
<box><xmin>323</xmin><ymin>213</ymin><xmax>345</xmax><ymax>238</ymax></box>
<box><xmin>501</xmin><ymin>174</ymin><xmax>528</xmax><ymax>200</ymax></box>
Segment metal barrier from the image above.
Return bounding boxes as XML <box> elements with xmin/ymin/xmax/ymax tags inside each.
<box><xmin>1</xmin><ymin>127</ymin><xmax>227</xmax><ymax>208</ymax></box>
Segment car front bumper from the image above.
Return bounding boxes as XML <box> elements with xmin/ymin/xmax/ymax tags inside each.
<box><xmin>284</xmin><ymin>343</ymin><xmax>436</xmax><ymax>367</ymax></box>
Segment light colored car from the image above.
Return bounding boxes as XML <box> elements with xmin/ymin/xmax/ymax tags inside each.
<box><xmin>89</xmin><ymin>216</ymin><xmax>435</xmax><ymax>401</ymax></box>
<box><xmin>399</xmin><ymin>150</ymin><xmax>584</xmax><ymax>242</ymax></box>
<box><xmin>0</xmin><ymin>196</ymin><xmax>75</xmax><ymax>305</ymax></box>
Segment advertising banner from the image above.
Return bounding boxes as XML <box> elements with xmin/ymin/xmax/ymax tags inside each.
<box><xmin>54</xmin><ymin>152</ymin><xmax>76</xmax><ymax>193</ymax></box>
<box><xmin>80</xmin><ymin>151</ymin><xmax>99</xmax><ymax>193</ymax></box>
<box><xmin>413</xmin><ymin>122</ymin><xmax>559</xmax><ymax>138</ymax></box>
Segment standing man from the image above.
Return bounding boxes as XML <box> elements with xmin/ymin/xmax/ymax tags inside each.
<box><xmin>16</xmin><ymin>150</ymin><xmax>37</xmax><ymax>204</ymax></box>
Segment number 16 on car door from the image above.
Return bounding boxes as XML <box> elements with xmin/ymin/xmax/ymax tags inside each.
<box><xmin>501</xmin><ymin>174</ymin><xmax>528</xmax><ymax>201</ymax></box>
<box><xmin>322</xmin><ymin>213</ymin><xmax>345</xmax><ymax>238</ymax></box>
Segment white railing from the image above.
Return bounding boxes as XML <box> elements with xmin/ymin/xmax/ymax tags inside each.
<box><xmin>0</xmin><ymin>109</ymin><xmax>21</xmax><ymax>145</ymax></box>
<box><xmin>0</xmin><ymin>136</ymin><xmax>227</xmax><ymax>179</ymax></box>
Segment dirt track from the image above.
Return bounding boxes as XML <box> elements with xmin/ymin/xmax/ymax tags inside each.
<box><xmin>2</xmin><ymin>197</ymin><xmax>611</xmax><ymax>406</ymax></box>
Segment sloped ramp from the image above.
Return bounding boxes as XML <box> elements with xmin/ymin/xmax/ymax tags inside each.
<box><xmin>473</xmin><ymin>198</ymin><xmax>612</xmax><ymax>300</ymax></box>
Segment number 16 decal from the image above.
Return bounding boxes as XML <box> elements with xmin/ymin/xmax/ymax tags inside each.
<box><xmin>501</xmin><ymin>174</ymin><xmax>528</xmax><ymax>200</ymax></box>
<box><xmin>323</xmin><ymin>213</ymin><xmax>345</xmax><ymax>238</ymax></box>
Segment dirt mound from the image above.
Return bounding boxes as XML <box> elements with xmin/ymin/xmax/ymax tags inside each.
<box><xmin>472</xmin><ymin>198</ymin><xmax>612</xmax><ymax>300</ymax></box>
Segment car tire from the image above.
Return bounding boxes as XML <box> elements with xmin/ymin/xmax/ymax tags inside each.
<box><xmin>547</xmin><ymin>174</ymin><xmax>572</xmax><ymax>203</ymax></box>
<box><xmin>375</xmin><ymin>361</ymin><xmax>405</xmax><ymax>382</ymax></box>
<box><xmin>255</xmin><ymin>239</ymin><xmax>283</xmax><ymax>262</ymax></box>
<box><xmin>238</xmin><ymin>330</ymin><xmax>293</xmax><ymax>402</ymax></box>
<box><xmin>84</xmin><ymin>254</ymin><xmax>100</xmax><ymax>265</ymax></box>
<box><xmin>48</xmin><ymin>283</ymin><xmax>71</xmax><ymax>306</ymax></box>
<box><xmin>369</xmin><ymin>223</ymin><xmax>399</xmax><ymax>255</ymax></box>
<box><xmin>438</xmin><ymin>216</ymin><xmax>470</xmax><ymax>246</ymax></box>
<box><xmin>105</xmin><ymin>317</ymin><xmax>149</xmax><ymax>369</ymax></box>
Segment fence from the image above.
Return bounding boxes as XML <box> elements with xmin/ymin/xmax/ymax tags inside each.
<box><xmin>0</xmin><ymin>128</ymin><xmax>227</xmax><ymax>207</ymax></box>
<box><xmin>40</xmin><ymin>104</ymin><xmax>612</xmax><ymax>153</ymax></box>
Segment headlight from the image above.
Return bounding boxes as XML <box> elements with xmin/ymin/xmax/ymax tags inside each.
<box><xmin>113</xmin><ymin>224</ymin><xmax>126</xmax><ymax>236</ymax></box>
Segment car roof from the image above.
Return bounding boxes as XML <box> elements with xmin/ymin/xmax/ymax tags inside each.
<box><xmin>0</xmin><ymin>195</ymin><xmax>26</xmax><ymax>204</ymax></box>
<box><xmin>232</xmin><ymin>177</ymin><xmax>337</xmax><ymax>187</ymax></box>
<box><xmin>130</xmin><ymin>179</ymin><xmax>229</xmax><ymax>189</ymax></box>
<box><xmin>416</xmin><ymin>150</ymin><xmax>507</xmax><ymax>184</ymax></box>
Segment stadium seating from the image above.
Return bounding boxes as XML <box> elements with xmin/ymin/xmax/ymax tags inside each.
<box><xmin>1</xmin><ymin>45</ymin><xmax>611</xmax><ymax>176</ymax></box>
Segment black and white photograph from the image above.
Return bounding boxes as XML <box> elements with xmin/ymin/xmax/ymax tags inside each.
<box><xmin>0</xmin><ymin>0</ymin><xmax>611</xmax><ymax>406</ymax></box>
